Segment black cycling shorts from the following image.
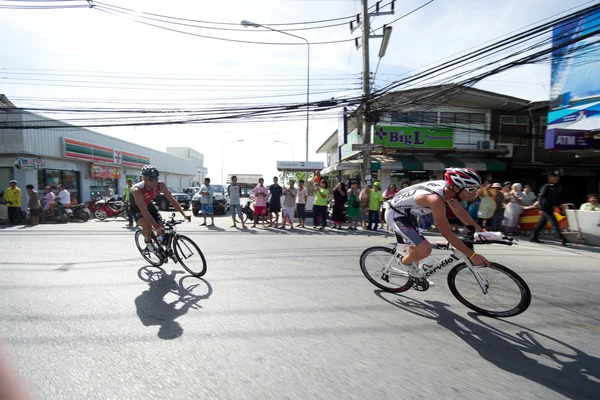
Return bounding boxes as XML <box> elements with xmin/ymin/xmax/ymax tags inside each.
<box><xmin>129</xmin><ymin>201</ymin><xmax>162</xmax><ymax>224</ymax></box>
<box><xmin>384</xmin><ymin>210</ymin><xmax>426</xmax><ymax>246</ymax></box>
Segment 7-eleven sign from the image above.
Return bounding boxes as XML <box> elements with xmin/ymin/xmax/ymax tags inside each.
<box><xmin>113</xmin><ymin>150</ymin><xmax>122</xmax><ymax>164</ymax></box>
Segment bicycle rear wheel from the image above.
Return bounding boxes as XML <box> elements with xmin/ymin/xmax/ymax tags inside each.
<box><xmin>173</xmin><ymin>235</ymin><xmax>207</xmax><ymax>276</ymax></box>
<box><xmin>448</xmin><ymin>262</ymin><xmax>531</xmax><ymax>318</ymax></box>
<box><xmin>360</xmin><ymin>246</ymin><xmax>412</xmax><ymax>293</ymax></box>
<box><xmin>134</xmin><ymin>230</ymin><xmax>164</xmax><ymax>267</ymax></box>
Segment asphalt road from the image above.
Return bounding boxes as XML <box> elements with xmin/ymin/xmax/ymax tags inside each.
<box><xmin>1</xmin><ymin>215</ymin><xmax>599</xmax><ymax>400</ymax></box>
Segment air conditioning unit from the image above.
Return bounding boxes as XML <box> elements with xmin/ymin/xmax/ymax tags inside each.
<box><xmin>496</xmin><ymin>143</ymin><xmax>514</xmax><ymax>158</ymax></box>
<box><xmin>477</xmin><ymin>140</ymin><xmax>495</xmax><ymax>150</ymax></box>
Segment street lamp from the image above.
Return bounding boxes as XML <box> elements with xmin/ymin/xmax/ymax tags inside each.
<box><xmin>274</xmin><ymin>139</ymin><xmax>294</xmax><ymax>161</ymax></box>
<box><xmin>221</xmin><ymin>139</ymin><xmax>244</xmax><ymax>183</ymax></box>
<box><xmin>241</xmin><ymin>19</ymin><xmax>310</xmax><ymax>181</ymax></box>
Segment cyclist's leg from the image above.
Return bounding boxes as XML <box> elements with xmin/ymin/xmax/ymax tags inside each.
<box><xmin>385</xmin><ymin>210</ymin><xmax>432</xmax><ymax>266</ymax></box>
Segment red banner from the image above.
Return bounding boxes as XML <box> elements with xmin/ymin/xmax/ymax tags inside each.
<box><xmin>91</xmin><ymin>164</ymin><xmax>121</xmax><ymax>179</ymax></box>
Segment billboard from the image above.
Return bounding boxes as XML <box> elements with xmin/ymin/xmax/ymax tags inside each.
<box><xmin>373</xmin><ymin>126</ymin><xmax>454</xmax><ymax>149</ymax></box>
<box><xmin>548</xmin><ymin>8</ymin><xmax>600</xmax><ymax>133</ymax></box>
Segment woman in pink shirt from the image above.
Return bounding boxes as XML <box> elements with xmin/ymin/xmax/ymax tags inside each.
<box><xmin>296</xmin><ymin>179</ymin><xmax>308</xmax><ymax>228</ymax></box>
<box><xmin>251</xmin><ymin>178</ymin><xmax>269</xmax><ymax>228</ymax></box>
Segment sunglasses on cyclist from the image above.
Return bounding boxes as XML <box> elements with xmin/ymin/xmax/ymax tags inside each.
<box><xmin>463</xmin><ymin>187</ymin><xmax>478</xmax><ymax>193</ymax></box>
<box><xmin>145</xmin><ymin>177</ymin><xmax>157</xmax><ymax>182</ymax></box>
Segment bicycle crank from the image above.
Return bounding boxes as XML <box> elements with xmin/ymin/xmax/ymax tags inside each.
<box><xmin>410</xmin><ymin>277</ymin><xmax>430</xmax><ymax>292</ymax></box>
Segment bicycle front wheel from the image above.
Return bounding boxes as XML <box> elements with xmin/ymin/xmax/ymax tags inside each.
<box><xmin>173</xmin><ymin>235</ymin><xmax>207</xmax><ymax>276</ymax></box>
<box><xmin>448</xmin><ymin>262</ymin><xmax>531</xmax><ymax>318</ymax></box>
<box><xmin>360</xmin><ymin>246</ymin><xmax>412</xmax><ymax>293</ymax></box>
<box><xmin>134</xmin><ymin>230</ymin><xmax>164</xmax><ymax>267</ymax></box>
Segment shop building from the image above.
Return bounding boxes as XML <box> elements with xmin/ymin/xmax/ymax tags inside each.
<box><xmin>166</xmin><ymin>147</ymin><xmax>208</xmax><ymax>187</ymax></box>
<box><xmin>0</xmin><ymin>98</ymin><xmax>204</xmax><ymax>214</ymax></box>
<box><xmin>318</xmin><ymin>85</ymin><xmax>525</xmax><ymax>189</ymax></box>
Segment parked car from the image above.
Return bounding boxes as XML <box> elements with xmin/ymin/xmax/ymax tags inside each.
<box><xmin>192</xmin><ymin>184</ymin><xmax>230</xmax><ymax>215</ymax></box>
<box><xmin>184</xmin><ymin>187</ymin><xmax>201</xmax><ymax>198</ymax></box>
<box><xmin>153</xmin><ymin>187</ymin><xmax>191</xmax><ymax>211</ymax></box>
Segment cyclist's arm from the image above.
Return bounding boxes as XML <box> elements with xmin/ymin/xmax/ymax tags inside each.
<box><xmin>159</xmin><ymin>182</ymin><xmax>187</xmax><ymax>218</ymax></box>
<box><xmin>448</xmin><ymin>198</ymin><xmax>483</xmax><ymax>231</ymax></box>
<box><xmin>418</xmin><ymin>195</ymin><xmax>475</xmax><ymax>258</ymax></box>
<box><xmin>132</xmin><ymin>189</ymin><xmax>160</xmax><ymax>228</ymax></box>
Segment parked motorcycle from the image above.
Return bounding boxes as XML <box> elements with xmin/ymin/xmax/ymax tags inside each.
<box><xmin>70</xmin><ymin>203</ymin><xmax>91</xmax><ymax>221</ymax></box>
<box><xmin>44</xmin><ymin>202</ymin><xmax>73</xmax><ymax>223</ymax></box>
<box><xmin>94</xmin><ymin>197</ymin><xmax>127</xmax><ymax>220</ymax></box>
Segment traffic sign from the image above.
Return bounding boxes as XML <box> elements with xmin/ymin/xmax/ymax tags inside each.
<box><xmin>351</xmin><ymin>144</ymin><xmax>383</xmax><ymax>151</ymax></box>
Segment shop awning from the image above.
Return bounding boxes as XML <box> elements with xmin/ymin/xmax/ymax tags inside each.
<box><xmin>321</xmin><ymin>160</ymin><xmax>380</xmax><ymax>175</ymax></box>
<box><xmin>378</xmin><ymin>154</ymin><xmax>445</xmax><ymax>171</ymax></box>
<box><xmin>438</xmin><ymin>155</ymin><xmax>507</xmax><ymax>171</ymax></box>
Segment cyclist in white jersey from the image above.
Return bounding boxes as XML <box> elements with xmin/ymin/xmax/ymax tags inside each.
<box><xmin>384</xmin><ymin>167</ymin><xmax>490</xmax><ymax>279</ymax></box>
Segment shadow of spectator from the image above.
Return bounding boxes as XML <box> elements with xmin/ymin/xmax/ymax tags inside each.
<box><xmin>373</xmin><ymin>291</ymin><xmax>600</xmax><ymax>399</ymax></box>
<box><xmin>135</xmin><ymin>266</ymin><xmax>212</xmax><ymax>340</ymax></box>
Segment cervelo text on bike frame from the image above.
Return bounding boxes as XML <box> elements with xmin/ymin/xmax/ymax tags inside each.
<box><xmin>421</xmin><ymin>254</ymin><xmax>461</xmax><ymax>277</ymax></box>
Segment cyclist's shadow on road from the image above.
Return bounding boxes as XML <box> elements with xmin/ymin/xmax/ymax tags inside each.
<box><xmin>135</xmin><ymin>266</ymin><xmax>213</xmax><ymax>340</ymax></box>
<box><xmin>374</xmin><ymin>291</ymin><xmax>600</xmax><ymax>400</ymax></box>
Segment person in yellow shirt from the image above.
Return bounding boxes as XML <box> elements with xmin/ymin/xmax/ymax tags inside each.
<box><xmin>123</xmin><ymin>177</ymin><xmax>134</xmax><ymax>226</ymax></box>
<box><xmin>5</xmin><ymin>180</ymin><xmax>22</xmax><ymax>225</ymax></box>
<box><xmin>368</xmin><ymin>181</ymin><xmax>384</xmax><ymax>231</ymax></box>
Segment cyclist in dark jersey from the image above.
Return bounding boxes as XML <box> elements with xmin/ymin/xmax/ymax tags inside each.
<box><xmin>131</xmin><ymin>165</ymin><xmax>190</xmax><ymax>252</ymax></box>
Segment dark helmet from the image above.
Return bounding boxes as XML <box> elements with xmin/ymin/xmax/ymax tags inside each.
<box><xmin>141</xmin><ymin>165</ymin><xmax>160</xmax><ymax>178</ymax></box>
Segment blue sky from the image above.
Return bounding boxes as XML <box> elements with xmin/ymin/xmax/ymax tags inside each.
<box><xmin>0</xmin><ymin>0</ymin><xmax>590</xmax><ymax>181</ymax></box>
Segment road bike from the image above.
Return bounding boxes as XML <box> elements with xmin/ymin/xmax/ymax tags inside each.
<box><xmin>134</xmin><ymin>213</ymin><xmax>207</xmax><ymax>277</ymax></box>
<box><xmin>359</xmin><ymin>229</ymin><xmax>531</xmax><ymax>318</ymax></box>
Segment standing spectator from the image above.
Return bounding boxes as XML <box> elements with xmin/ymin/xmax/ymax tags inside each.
<box><xmin>313</xmin><ymin>179</ymin><xmax>329</xmax><ymax>230</ymax></box>
<box><xmin>251</xmin><ymin>178</ymin><xmax>269</xmax><ymax>228</ymax></box>
<box><xmin>346</xmin><ymin>181</ymin><xmax>360</xmax><ymax>230</ymax></box>
<box><xmin>580</xmin><ymin>194</ymin><xmax>600</xmax><ymax>211</ymax></box>
<box><xmin>382</xmin><ymin>184</ymin><xmax>397</xmax><ymax>231</ymax></box>
<box><xmin>312</xmin><ymin>170</ymin><xmax>323</xmax><ymax>185</ymax></box>
<box><xmin>268</xmin><ymin>177</ymin><xmax>283</xmax><ymax>228</ymax></box>
<box><xmin>530</xmin><ymin>171</ymin><xmax>572</xmax><ymax>246</ymax></box>
<box><xmin>123</xmin><ymin>177</ymin><xmax>134</xmax><ymax>227</ymax></box>
<box><xmin>331</xmin><ymin>182</ymin><xmax>347</xmax><ymax>229</ymax></box>
<box><xmin>401</xmin><ymin>181</ymin><xmax>410</xmax><ymax>189</ymax></box>
<box><xmin>521</xmin><ymin>185</ymin><xmax>536</xmax><ymax>207</ymax></box>
<box><xmin>281</xmin><ymin>179</ymin><xmax>297</xmax><ymax>230</ymax></box>
<box><xmin>504</xmin><ymin>183</ymin><xmax>523</xmax><ymax>234</ymax></box>
<box><xmin>4</xmin><ymin>180</ymin><xmax>21</xmax><ymax>225</ymax></box>
<box><xmin>228</xmin><ymin>176</ymin><xmax>247</xmax><ymax>229</ymax></box>
<box><xmin>367</xmin><ymin>182</ymin><xmax>383</xmax><ymax>231</ymax></box>
<box><xmin>295</xmin><ymin>179</ymin><xmax>308</xmax><ymax>228</ymax></box>
<box><xmin>477</xmin><ymin>181</ymin><xmax>496</xmax><ymax>229</ymax></box>
<box><xmin>199</xmin><ymin>178</ymin><xmax>215</xmax><ymax>227</ymax></box>
<box><xmin>359</xmin><ymin>183</ymin><xmax>371</xmax><ymax>229</ymax></box>
<box><xmin>40</xmin><ymin>186</ymin><xmax>55</xmax><ymax>223</ymax></box>
<box><xmin>490</xmin><ymin>183</ymin><xmax>504</xmax><ymax>231</ymax></box>
<box><xmin>26</xmin><ymin>184</ymin><xmax>40</xmax><ymax>225</ymax></box>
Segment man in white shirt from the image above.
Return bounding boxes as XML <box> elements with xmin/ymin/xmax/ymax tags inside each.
<box><xmin>56</xmin><ymin>184</ymin><xmax>71</xmax><ymax>206</ymax></box>
<box><xmin>228</xmin><ymin>176</ymin><xmax>247</xmax><ymax>229</ymax></box>
<box><xmin>102</xmin><ymin>184</ymin><xmax>115</xmax><ymax>200</ymax></box>
<box><xmin>49</xmin><ymin>184</ymin><xmax>71</xmax><ymax>215</ymax></box>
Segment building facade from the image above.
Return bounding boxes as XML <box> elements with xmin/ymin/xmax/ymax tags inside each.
<box><xmin>0</xmin><ymin>102</ymin><xmax>200</xmax><ymax>213</ymax></box>
<box><xmin>318</xmin><ymin>86</ymin><xmax>525</xmax><ymax>190</ymax></box>
<box><xmin>166</xmin><ymin>147</ymin><xmax>208</xmax><ymax>187</ymax></box>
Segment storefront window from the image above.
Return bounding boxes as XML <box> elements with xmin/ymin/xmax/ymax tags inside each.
<box><xmin>90</xmin><ymin>178</ymin><xmax>118</xmax><ymax>201</ymax></box>
<box><xmin>36</xmin><ymin>169</ymin><xmax>81</xmax><ymax>202</ymax></box>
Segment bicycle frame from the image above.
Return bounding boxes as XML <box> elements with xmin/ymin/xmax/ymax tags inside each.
<box><xmin>386</xmin><ymin>244</ymin><xmax>490</xmax><ymax>294</ymax></box>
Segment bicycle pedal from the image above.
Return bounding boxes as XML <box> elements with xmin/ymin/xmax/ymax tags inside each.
<box><xmin>410</xmin><ymin>277</ymin><xmax>430</xmax><ymax>292</ymax></box>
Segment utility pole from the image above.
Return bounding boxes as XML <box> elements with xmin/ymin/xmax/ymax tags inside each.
<box><xmin>360</xmin><ymin>0</ymin><xmax>372</xmax><ymax>184</ymax></box>
<box><xmin>351</xmin><ymin>1</ymin><xmax>394</xmax><ymax>184</ymax></box>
